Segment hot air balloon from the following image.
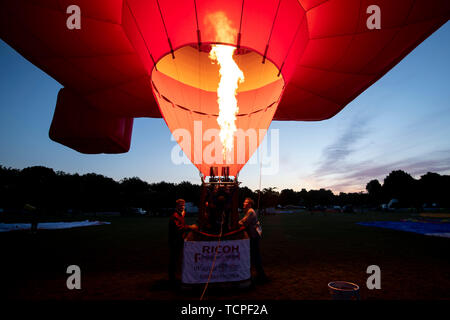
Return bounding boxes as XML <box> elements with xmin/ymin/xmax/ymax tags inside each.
<box><xmin>1</xmin><ymin>0</ymin><xmax>448</xmax><ymax>286</ymax></box>
<box><xmin>1</xmin><ymin>0</ymin><xmax>448</xmax><ymax>177</ymax></box>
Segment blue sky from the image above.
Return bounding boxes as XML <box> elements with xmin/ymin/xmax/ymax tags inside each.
<box><xmin>1</xmin><ymin>22</ymin><xmax>449</xmax><ymax>193</ymax></box>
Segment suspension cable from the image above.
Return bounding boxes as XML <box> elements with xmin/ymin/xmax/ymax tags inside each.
<box><xmin>256</xmin><ymin>134</ymin><xmax>263</xmax><ymax>217</ymax></box>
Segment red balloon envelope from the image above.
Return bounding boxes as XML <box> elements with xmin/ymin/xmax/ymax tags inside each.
<box><xmin>0</xmin><ymin>0</ymin><xmax>448</xmax><ymax>176</ymax></box>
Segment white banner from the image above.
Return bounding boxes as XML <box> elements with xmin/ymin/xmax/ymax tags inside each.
<box><xmin>182</xmin><ymin>239</ymin><xmax>250</xmax><ymax>284</ymax></box>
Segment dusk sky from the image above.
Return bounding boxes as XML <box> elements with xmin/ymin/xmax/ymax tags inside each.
<box><xmin>1</xmin><ymin>22</ymin><xmax>449</xmax><ymax>194</ymax></box>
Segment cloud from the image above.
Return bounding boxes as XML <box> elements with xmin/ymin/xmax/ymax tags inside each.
<box><xmin>313</xmin><ymin>117</ymin><xmax>370</xmax><ymax>177</ymax></box>
<box><xmin>321</xmin><ymin>151</ymin><xmax>450</xmax><ymax>193</ymax></box>
<box><xmin>304</xmin><ymin>110</ymin><xmax>450</xmax><ymax>193</ymax></box>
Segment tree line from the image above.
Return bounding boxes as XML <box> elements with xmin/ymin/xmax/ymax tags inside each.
<box><xmin>0</xmin><ymin>165</ymin><xmax>448</xmax><ymax>215</ymax></box>
<box><xmin>266</xmin><ymin>170</ymin><xmax>449</xmax><ymax>209</ymax></box>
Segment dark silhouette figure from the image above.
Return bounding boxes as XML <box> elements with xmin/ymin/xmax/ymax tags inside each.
<box><xmin>24</xmin><ymin>204</ymin><xmax>38</xmax><ymax>234</ymax></box>
<box><xmin>168</xmin><ymin>199</ymin><xmax>197</xmax><ymax>283</ymax></box>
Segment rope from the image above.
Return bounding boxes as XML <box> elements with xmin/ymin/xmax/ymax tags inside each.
<box><xmin>155</xmin><ymin>0</ymin><xmax>174</xmax><ymax>58</ymax></box>
<box><xmin>124</xmin><ymin>0</ymin><xmax>157</xmax><ymax>67</ymax></box>
<box><xmin>256</xmin><ymin>133</ymin><xmax>263</xmax><ymax>214</ymax></box>
<box><xmin>199</xmin><ymin>212</ymin><xmax>225</xmax><ymax>300</ymax></box>
<box><xmin>255</xmin><ymin>129</ymin><xmax>266</xmax><ymax>236</ymax></box>
<box><xmin>263</xmin><ymin>0</ymin><xmax>282</xmax><ymax>63</ymax></box>
<box><xmin>194</xmin><ymin>226</ymin><xmax>245</xmax><ymax>238</ymax></box>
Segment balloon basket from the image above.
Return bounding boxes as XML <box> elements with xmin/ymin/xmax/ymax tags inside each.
<box><xmin>179</xmin><ymin>173</ymin><xmax>252</xmax><ymax>292</ymax></box>
<box><xmin>180</xmin><ymin>230</ymin><xmax>252</xmax><ymax>291</ymax></box>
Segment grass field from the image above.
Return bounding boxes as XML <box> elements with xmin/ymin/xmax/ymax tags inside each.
<box><xmin>1</xmin><ymin>212</ymin><xmax>449</xmax><ymax>300</ymax></box>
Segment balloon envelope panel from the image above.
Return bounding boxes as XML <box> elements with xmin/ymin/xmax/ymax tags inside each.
<box><xmin>0</xmin><ymin>0</ymin><xmax>448</xmax><ymax>157</ymax></box>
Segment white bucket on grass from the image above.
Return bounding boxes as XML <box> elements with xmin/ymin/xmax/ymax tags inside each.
<box><xmin>328</xmin><ymin>281</ymin><xmax>360</xmax><ymax>300</ymax></box>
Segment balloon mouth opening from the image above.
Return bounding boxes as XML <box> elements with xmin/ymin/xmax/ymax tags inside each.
<box><xmin>190</xmin><ymin>43</ymin><xmax>253</xmax><ymax>55</ymax></box>
<box><xmin>150</xmin><ymin>43</ymin><xmax>285</xmax><ymax>177</ymax></box>
<box><xmin>150</xmin><ymin>43</ymin><xmax>284</xmax><ymax>116</ymax></box>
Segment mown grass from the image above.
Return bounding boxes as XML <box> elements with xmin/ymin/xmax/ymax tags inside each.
<box><xmin>1</xmin><ymin>211</ymin><xmax>449</xmax><ymax>300</ymax></box>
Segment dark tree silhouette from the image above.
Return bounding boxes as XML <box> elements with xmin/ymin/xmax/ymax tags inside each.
<box><xmin>259</xmin><ymin>187</ymin><xmax>279</xmax><ymax>209</ymax></box>
<box><xmin>382</xmin><ymin>170</ymin><xmax>418</xmax><ymax>207</ymax></box>
<box><xmin>1</xmin><ymin>165</ymin><xmax>449</xmax><ymax>214</ymax></box>
<box><xmin>366</xmin><ymin>179</ymin><xmax>382</xmax><ymax>205</ymax></box>
<box><xmin>418</xmin><ymin>172</ymin><xmax>449</xmax><ymax>207</ymax></box>
<box><xmin>278</xmin><ymin>188</ymin><xmax>298</xmax><ymax>206</ymax></box>
<box><xmin>238</xmin><ymin>186</ymin><xmax>257</xmax><ymax>208</ymax></box>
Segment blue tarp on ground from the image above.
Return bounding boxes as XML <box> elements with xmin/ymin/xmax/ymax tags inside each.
<box><xmin>357</xmin><ymin>221</ymin><xmax>450</xmax><ymax>238</ymax></box>
<box><xmin>0</xmin><ymin>220</ymin><xmax>111</xmax><ymax>232</ymax></box>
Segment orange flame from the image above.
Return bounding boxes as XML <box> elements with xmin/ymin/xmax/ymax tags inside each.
<box><xmin>207</xmin><ymin>12</ymin><xmax>245</xmax><ymax>160</ymax></box>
